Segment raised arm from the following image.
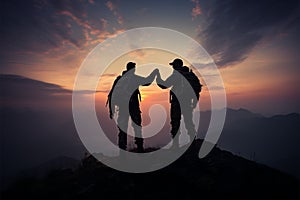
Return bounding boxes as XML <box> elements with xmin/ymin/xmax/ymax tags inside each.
<box><xmin>156</xmin><ymin>70</ymin><xmax>174</xmax><ymax>89</ymax></box>
<box><xmin>139</xmin><ymin>69</ymin><xmax>159</xmax><ymax>86</ymax></box>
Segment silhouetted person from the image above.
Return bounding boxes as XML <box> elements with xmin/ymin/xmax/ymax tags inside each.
<box><xmin>156</xmin><ymin>58</ymin><xmax>202</xmax><ymax>147</ymax></box>
<box><xmin>107</xmin><ymin>62</ymin><xmax>158</xmax><ymax>152</ymax></box>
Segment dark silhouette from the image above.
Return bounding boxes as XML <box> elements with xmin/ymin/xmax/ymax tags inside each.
<box><xmin>2</xmin><ymin>140</ymin><xmax>298</xmax><ymax>200</ymax></box>
<box><xmin>107</xmin><ymin>62</ymin><xmax>158</xmax><ymax>152</ymax></box>
<box><xmin>156</xmin><ymin>58</ymin><xmax>202</xmax><ymax>147</ymax></box>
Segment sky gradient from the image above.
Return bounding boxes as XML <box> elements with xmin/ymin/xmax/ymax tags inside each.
<box><xmin>0</xmin><ymin>0</ymin><xmax>299</xmax><ymax>115</ymax></box>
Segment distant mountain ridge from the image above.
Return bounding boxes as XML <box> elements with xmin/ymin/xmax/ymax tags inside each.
<box><xmin>207</xmin><ymin>109</ymin><xmax>300</xmax><ymax>179</ymax></box>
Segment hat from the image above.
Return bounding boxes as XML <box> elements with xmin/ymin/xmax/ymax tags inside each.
<box><xmin>169</xmin><ymin>58</ymin><xmax>183</xmax><ymax>67</ymax></box>
<box><xmin>126</xmin><ymin>62</ymin><xmax>136</xmax><ymax>70</ymax></box>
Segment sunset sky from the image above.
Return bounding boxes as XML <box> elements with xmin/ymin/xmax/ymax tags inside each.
<box><xmin>1</xmin><ymin>0</ymin><xmax>299</xmax><ymax>115</ymax></box>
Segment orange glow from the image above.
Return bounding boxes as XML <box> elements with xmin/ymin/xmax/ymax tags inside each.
<box><xmin>7</xmin><ymin>40</ymin><xmax>298</xmax><ymax>115</ymax></box>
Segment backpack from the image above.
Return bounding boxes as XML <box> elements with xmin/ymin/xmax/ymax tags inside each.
<box><xmin>177</xmin><ymin>66</ymin><xmax>202</xmax><ymax>101</ymax></box>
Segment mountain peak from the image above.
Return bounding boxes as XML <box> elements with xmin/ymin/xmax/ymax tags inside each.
<box><xmin>2</xmin><ymin>140</ymin><xmax>298</xmax><ymax>200</ymax></box>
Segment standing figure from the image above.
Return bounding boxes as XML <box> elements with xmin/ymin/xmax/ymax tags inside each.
<box><xmin>107</xmin><ymin>62</ymin><xmax>158</xmax><ymax>152</ymax></box>
<box><xmin>156</xmin><ymin>58</ymin><xmax>202</xmax><ymax>147</ymax></box>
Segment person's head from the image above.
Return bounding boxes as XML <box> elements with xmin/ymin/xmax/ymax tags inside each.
<box><xmin>126</xmin><ymin>62</ymin><xmax>136</xmax><ymax>72</ymax></box>
<box><xmin>169</xmin><ymin>58</ymin><xmax>183</xmax><ymax>69</ymax></box>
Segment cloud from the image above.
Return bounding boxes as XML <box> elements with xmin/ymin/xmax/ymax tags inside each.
<box><xmin>105</xmin><ymin>1</ymin><xmax>115</xmax><ymax>11</ymax></box>
<box><xmin>90</xmin><ymin>28</ymin><xmax>125</xmax><ymax>45</ymax></box>
<box><xmin>0</xmin><ymin>0</ymin><xmax>87</xmax><ymax>57</ymax></box>
<box><xmin>0</xmin><ymin>74</ymin><xmax>71</xmax><ymax>94</ymax></box>
<box><xmin>208</xmin><ymin>86</ymin><xmax>225</xmax><ymax>91</ymax></box>
<box><xmin>73</xmin><ymin>90</ymin><xmax>100</xmax><ymax>94</ymax></box>
<box><xmin>191</xmin><ymin>0</ymin><xmax>201</xmax><ymax>20</ymax></box>
<box><xmin>101</xmin><ymin>73</ymin><xmax>118</xmax><ymax>77</ymax></box>
<box><xmin>96</xmin><ymin>90</ymin><xmax>111</xmax><ymax>93</ymax></box>
<box><xmin>198</xmin><ymin>0</ymin><xmax>299</xmax><ymax>67</ymax></box>
<box><xmin>105</xmin><ymin>1</ymin><xmax>124</xmax><ymax>25</ymax></box>
<box><xmin>88</xmin><ymin>0</ymin><xmax>95</xmax><ymax>4</ymax></box>
<box><xmin>0</xmin><ymin>74</ymin><xmax>71</xmax><ymax>108</ymax></box>
<box><xmin>128</xmin><ymin>49</ymin><xmax>146</xmax><ymax>59</ymax></box>
<box><xmin>0</xmin><ymin>0</ymin><xmax>123</xmax><ymax>54</ymax></box>
<box><xmin>0</xmin><ymin>0</ymin><xmax>126</xmax><ymax>73</ymax></box>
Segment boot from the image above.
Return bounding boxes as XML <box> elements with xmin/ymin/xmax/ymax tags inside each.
<box><xmin>135</xmin><ymin>138</ymin><xmax>144</xmax><ymax>153</ymax></box>
<box><xmin>118</xmin><ymin>131</ymin><xmax>127</xmax><ymax>150</ymax></box>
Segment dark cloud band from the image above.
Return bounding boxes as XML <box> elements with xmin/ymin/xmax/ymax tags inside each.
<box><xmin>198</xmin><ymin>0</ymin><xmax>299</xmax><ymax>67</ymax></box>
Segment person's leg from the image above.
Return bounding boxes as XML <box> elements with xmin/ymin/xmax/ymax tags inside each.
<box><xmin>130</xmin><ymin>106</ymin><xmax>143</xmax><ymax>152</ymax></box>
<box><xmin>132</xmin><ymin>117</ymin><xmax>143</xmax><ymax>152</ymax></box>
<box><xmin>170</xmin><ymin>100</ymin><xmax>181</xmax><ymax>147</ymax></box>
<box><xmin>117</xmin><ymin>106</ymin><xmax>129</xmax><ymax>150</ymax></box>
<box><xmin>182</xmin><ymin>106</ymin><xmax>196</xmax><ymax>142</ymax></box>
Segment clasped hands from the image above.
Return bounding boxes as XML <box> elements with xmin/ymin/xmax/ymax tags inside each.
<box><xmin>151</xmin><ymin>68</ymin><xmax>162</xmax><ymax>80</ymax></box>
